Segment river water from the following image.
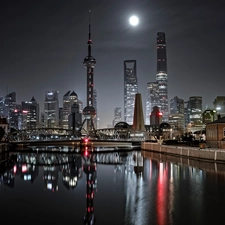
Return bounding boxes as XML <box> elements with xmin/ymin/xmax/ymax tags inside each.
<box><xmin>1</xmin><ymin>145</ymin><xmax>225</xmax><ymax>225</ymax></box>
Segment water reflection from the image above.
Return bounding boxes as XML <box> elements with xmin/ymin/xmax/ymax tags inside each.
<box><xmin>1</xmin><ymin>147</ymin><xmax>225</xmax><ymax>224</ymax></box>
<box><xmin>0</xmin><ymin>146</ymin><xmax>142</xmax><ymax>225</ymax></box>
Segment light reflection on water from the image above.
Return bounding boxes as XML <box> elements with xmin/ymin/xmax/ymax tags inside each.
<box><xmin>1</xmin><ymin>146</ymin><xmax>225</xmax><ymax>225</ymax></box>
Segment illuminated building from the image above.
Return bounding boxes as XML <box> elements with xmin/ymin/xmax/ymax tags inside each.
<box><xmin>113</xmin><ymin>107</ymin><xmax>122</xmax><ymax>126</ymax></box>
<box><xmin>124</xmin><ymin>60</ymin><xmax>138</xmax><ymax>125</ymax></box>
<box><xmin>0</xmin><ymin>97</ymin><xmax>4</xmax><ymax>117</ymax></box>
<box><xmin>213</xmin><ymin>96</ymin><xmax>225</xmax><ymax>118</ymax></box>
<box><xmin>150</xmin><ymin>106</ymin><xmax>162</xmax><ymax>125</ymax></box>
<box><xmin>156</xmin><ymin>32</ymin><xmax>169</xmax><ymax>122</ymax></box>
<box><xmin>146</xmin><ymin>81</ymin><xmax>159</xmax><ymax>125</ymax></box>
<box><xmin>202</xmin><ymin>109</ymin><xmax>217</xmax><ymax>124</ymax></box>
<box><xmin>82</xmin><ymin>10</ymin><xmax>96</xmax><ymax>134</ymax></box>
<box><xmin>62</xmin><ymin>91</ymin><xmax>78</xmax><ymax>129</ymax></box>
<box><xmin>170</xmin><ymin>96</ymin><xmax>184</xmax><ymax>114</ymax></box>
<box><xmin>21</xmin><ymin>97</ymin><xmax>39</xmax><ymax>129</ymax></box>
<box><xmin>9</xmin><ymin>104</ymin><xmax>21</xmax><ymax>129</ymax></box>
<box><xmin>189</xmin><ymin>96</ymin><xmax>203</xmax><ymax>125</ymax></box>
<box><xmin>68</xmin><ymin>102</ymin><xmax>82</xmax><ymax>131</ymax></box>
<box><xmin>44</xmin><ymin>90</ymin><xmax>59</xmax><ymax>128</ymax></box>
<box><xmin>168</xmin><ymin>113</ymin><xmax>185</xmax><ymax>135</ymax></box>
<box><xmin>146</xmin><ymin>32</ymin><xmax>169</xmax><ymax>124</ymax></box>
<box><xmin>4</xmin><ymin>92</ymin><xmax>16</xmax><ymax>127</ymax></box>
<box><xmin>184</xmin><ymin>100</ymin><xmax>190</xmax><ymax>126</ymax></box>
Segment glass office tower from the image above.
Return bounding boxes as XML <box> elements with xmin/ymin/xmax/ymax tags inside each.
<box><xmin>44</xmin><ymin>90</ymin><xmax>59</xmax><ymax>128</ymax></box>
<box><xmin>156</xmin><ymin>32</ymin><xmax>169</xmax><ymax>122</ymax></box>
<box><xmin>124</xmin><ymin>60</ymin><xmax>138</xmax><ymax>125</ymax></box>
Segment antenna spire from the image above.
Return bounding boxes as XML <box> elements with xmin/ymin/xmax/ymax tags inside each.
<box><xmin>87</xmin><ymin>10</ymin><xmax>92</xmax><ymax>56</ymax></box>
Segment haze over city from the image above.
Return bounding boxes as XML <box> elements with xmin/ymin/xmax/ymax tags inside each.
<box><xmin>1</xmin><ymin>0</ymin><xmax>224</xmax><ymax>128</ymax></box>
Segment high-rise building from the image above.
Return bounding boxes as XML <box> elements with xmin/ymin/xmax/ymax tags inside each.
<box><xmin>62</xmin><ymin>91</ymin><xmax>78</xmax><ymax>129</ymax></box>
<box><xmin>184</xmin><ymin>100</ymin><xmax>190</xmax><ymax>126</ymax></box>
<box><xmin>213</xmin><ymin>96</ymin><xmax>225</xmax><ymax>118</ymax></box>
<box><xmin>10</xmin><ymin>104</ymin><xmax>22</xmax><ymax>130</ymax></box>
<box><xmin>124</xmin><ymin>60</ymin><xmax>138</xmax><ymax>125</ymax></box>
<box><xmin>68</xmin><ymin>102</ymin><xmax>82</xmax><ymax>131</ymax></box>
<box><xmin>113</xmin><ymin>107</ymin><xmax>122</xmax><ymax>126</ymax></box>
<box><xmin>156</xmin><ymin>32</ymin><xmax>169</xmax><ymax>122</ymax></box>
<box><xmin>168</xmin><ymin>113</ymin><xmax>185</xmax><ymax>135</ymax></box>
<box><xmin>146</xmin><ymin>32</ymin><xmax>169</xmax><ymax>124</ymax></box>
<box><xmin>150</xmin><ymin>106</ymin><xmax>162</xmax><ymax>126</ymax></box>
<box><xmin>44</xmin><ymin>90</ymin><xmax>59</xmax><ymax>128</ymax></box>
<box><xmin>21</xmin><ymin>96</ymin><xmax>40</xmax><ymax>129</ymax></box>
<box><xmin>0</xmin><ymin>97</ymin><xmax>4</xmax><ymax>117</ymax></box>
<box><xmin>146</xmin><ymin>81</ymin><xmax>159</xmax><ymax>125</ymax></box>
<box><xmin>4</xmin><ymin>92</ymin><xmax>16</xmax><ymax>127</ymax></box>
<box><xmin>170</xmin><ymin>96</ymin><xmax>184</xmax><ymax>114</ymax></box>
<box><xmin>189</xmin><ymin>96</ymin><xmax>202</xmax><ymax>125</ymax></box>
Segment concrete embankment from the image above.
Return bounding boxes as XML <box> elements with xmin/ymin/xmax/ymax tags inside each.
<box><xmin>141</xmin><ymin>150</ymin><xmax>225</xmax><ymax>174</ymax></box>
<box><xmin>141</xmin><ymin>142</ymin><xmax>225</xmax><ymax>163</ymax></box>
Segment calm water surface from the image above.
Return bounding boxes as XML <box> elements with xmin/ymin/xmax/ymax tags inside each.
<box><xmin>1</xmin><ymin>146</ymin><xmax>225</xmax><ymax>225</ymax></box>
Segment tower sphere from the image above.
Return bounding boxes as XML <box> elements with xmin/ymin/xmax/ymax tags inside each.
<box><xmin>83</xmin><ymin>56</ymin><xmax>96</xmax><ymax>68</ymax></box>
<box><xmin>83</xmin><ymin>106</ymin><xmax>96</xmax><ymax>119</ymax></box>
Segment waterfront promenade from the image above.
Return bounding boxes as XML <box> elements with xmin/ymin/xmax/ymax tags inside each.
<box><xmin>141</xmin><ymin>142</ymin><xmax>225</xmax><ymax>162</ymax></box>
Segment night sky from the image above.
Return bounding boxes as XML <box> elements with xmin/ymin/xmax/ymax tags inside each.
<box><xmin>1</xmin><ymin>0</ymin><xmax>224</xmax><ymax>128</ymax></box>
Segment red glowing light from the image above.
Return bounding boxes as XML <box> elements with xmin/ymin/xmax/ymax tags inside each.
<box><xmin>159</xmin><ymin>112</ymin><xmax>163</xmax><ymax>116</ymax></box>
<box><xmin>14</xmin><ymin>165</ymin><xmax>17</xmax><ymax>174</ymax></box>
<box><xmin>22</xmin><ymin>165</ymin><xmax>27</xmax><ymax>172</ymax></box>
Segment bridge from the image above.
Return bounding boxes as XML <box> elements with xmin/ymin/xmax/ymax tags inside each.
<box><xmin>3</xmin><ymin>125</ymin><xmax>150</xmax><ymax>146</ymax></box>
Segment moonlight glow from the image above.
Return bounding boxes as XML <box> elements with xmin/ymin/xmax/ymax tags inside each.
<box><xmin>129</xmin><ymin>15</ymin><xmax>139</xmax><ymax>26</ymax></box>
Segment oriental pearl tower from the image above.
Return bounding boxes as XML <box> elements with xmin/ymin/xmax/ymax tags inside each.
<box><xmin>81</xmin><ymin>10</ymin><xmax>97</xmax><ymax>136</ymax></box>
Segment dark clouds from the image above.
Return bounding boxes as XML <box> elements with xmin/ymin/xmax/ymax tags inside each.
<box><xmin>0</xmin><ymin>0</ymin><xmax>225</xmax><ymax>127</ymax></box>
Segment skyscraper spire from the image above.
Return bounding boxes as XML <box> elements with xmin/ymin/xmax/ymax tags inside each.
<box><xmin>88</xmin><ymin>9</ymin><xmax>92</xmax><ymax>57</ymax></box>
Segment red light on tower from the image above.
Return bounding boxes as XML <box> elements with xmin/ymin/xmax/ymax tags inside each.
<box><xmin>159</xmin><ymin>112</ymin><xmax>163</xmax><ymax>116</ymax></box>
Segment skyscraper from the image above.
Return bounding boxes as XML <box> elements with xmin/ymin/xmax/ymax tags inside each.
<box><xmin>113</xmin><ymin>107</ymin><xmax>122</xmax><ymax>126</ymax></box>
<box><xmin>189</xmin><ymin>96</ymin><xmax>202</xmax><ymax>125</ymax></box>
<box><xmin>124</xmin><ymin>60</ymin><xmax>138</xmax><ymax>125</ymax></box>
<box><xmin>21</xmin><ymin>97</ymin><xmax>40</xmax><ymax>129</ymax></box>
<box><xmin>146</xmin><ymin>32</ymin><xmax>169</xmax><ymax>124</ymax></box>
<box><xmin>156</xmin><ymin>32</ymin><xmax>169</xmax><ymax>122</ymax></box>
<box><xmin>44</xmin><ymin>90</ymin><xmax>59</xmax><ymax>128</ymax></box>
<box><xmin>62</xmin><ymin>91</ymin><xmax>78</xmax><ymax>129</ymax></box>
<box><xmin>170</xmin><ymin>96</ymin><xmax>184</xmax><ymax>114</ymax></box>
<box><xmin>146</xmin><ymin>81</ymin><xmax>159</xmax><ymax>125</ymax></box>
<box><xmin>4</xmin><ymin>92</ymin><xmax>16</xmax><ymax>127</ymax></box>
<box><xmin>213</xmin><ymin>96</ymin><xmax>225</xmax><ymax>118</ymax></box>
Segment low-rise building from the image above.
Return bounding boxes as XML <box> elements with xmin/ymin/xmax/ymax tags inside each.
<box><xmin>206</xmin><ymin>116</ymin><xmax>225</xmax><ymax>149</ymax></box>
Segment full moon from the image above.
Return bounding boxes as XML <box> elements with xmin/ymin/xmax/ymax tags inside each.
<box><xmin>129</xmin><ymin>15</ymin><xmax>139</xmax><ymax>26</ymax></box>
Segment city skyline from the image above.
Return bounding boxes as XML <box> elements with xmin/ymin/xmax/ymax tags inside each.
<box><xmin>1</xmin><ymin>0</ymin><xmax>225</xmax><ymax>128</ymax></box>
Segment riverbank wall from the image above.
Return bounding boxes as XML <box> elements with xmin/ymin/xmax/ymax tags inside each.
<box><xmin>141</xmin><ymin>142</ymin><xmax>225</xmax><ymax>163</ymax></box>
